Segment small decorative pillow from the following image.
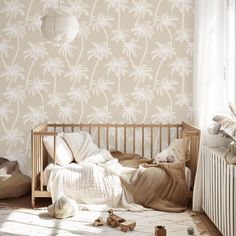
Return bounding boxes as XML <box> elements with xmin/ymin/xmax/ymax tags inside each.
<box><xmin>168</xmin><ymin>138</ymin><xmax>190</xmax><ymax>163</ymax></box>
<box><xmin>43</xmin><ymin>136</ymin><xmax>74</xmax><ymax>166</ymax></box>
<box><xmin>154</xmin><ymin>139</ymin><xmax>189</xmax><ymax>164</ymax></box>
<box><xmin>59</xmin><ymin>132</ymin><xmax>99</xmax><ymax>163</ymax></box>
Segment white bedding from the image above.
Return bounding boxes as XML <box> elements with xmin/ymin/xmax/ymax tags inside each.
<box><xmin>44</xmin><ymin>131</ymin><xmax>191</xmax><ymax>211</ymax></box>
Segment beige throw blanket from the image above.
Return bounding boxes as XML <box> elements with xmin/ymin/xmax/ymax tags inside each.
<box><xmin>111</xmin><ymin>152</ymin><xmax>188</xmax><ymax>212</ymax></box>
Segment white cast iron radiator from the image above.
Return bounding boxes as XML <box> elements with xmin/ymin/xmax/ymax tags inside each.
<box><xmin>201</xmin><ymin>146</ymin><xmax>236</xmax><ymax>236</ymax></box>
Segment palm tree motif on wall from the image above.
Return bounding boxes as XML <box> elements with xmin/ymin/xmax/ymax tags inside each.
<box><xmin>23</xmin><ymin>106</ymin><xmax>47</xmax><ymax>127</ymax></box>
<box><xmin>122</xmin><ymin>103</ymin><xmax>140</xmax><ymax>123</ymax></box>
<box><xmin>1</xmin><ymin>0</ymin><xmax>24</xmax><ymax>23</ymax></box>
<box><xmin>87</xmin><ymin>106</ymin><xmax>112</xmax><ymax>123</ymax></box>
<box><xmin>151</xmin><ymin>42</ymin><xmax>175</xmax><ymax>89</ymax></box>
<box><xmin>129</xmin><ymin>0</ymin><xmax>153</xmax><ymax>23</ymax></box>
<box><xmin>129</xmin><ymin>64</ymin><xmax>152</xmax><ymax>87</ymax></box>
<box><xmin>65</xmin><ymin>64</ymin><xmax>89</xmax><ymax>88</ymax></box>
<box><xmin>169</xmin><ymin>57</ymin><xmax>192</xmax><ymax>94</ymax></box>
<box><xmin>0</xmin><ymin>103</ymin><xmax>12</xmax><ymax>133</ymax></box>
<box><xmin>28</xmin><ymin>76</ymin><xmax>49</xmax><ymax>110</ymax></box>
<box><xmin>41</xmin><ymin>57</ymin><xmax>64</xmax><ymax>94</ymax></box>
<box><xmin>0</xmin><ymin>38</ymin><xmax>13</xmax><ymax>68</ymax></box>
<box><xmin>151</xmin><ymin>105</ymin><xmax>176</xmax><ymax>124</ymax></box>
<box><xmin>156</xmin><ymin>12</ymin><xmax>177</xmax><ymax>46</ymax></box>
<box><xmin>92</xmin><ymin>13</ymin><xmax>113</xmax><ymax>43</ymax></box>
<box><xmin>122</xmin><ymin>39</ymin><xmax>140</xmax><ymax>67</ymax></box>
<box><xmin>156</xmin><ymin>76</ymin><xmax>178</xmax><ymax>111</ymax></box>
<box><xmin>92</xmin><ymin>77</ymin><xmax>114</xmax><ymax>110</ymax></box>
<box><xmin>67</xmin><ymin>86</ymin><xmax>90</xmax><ymax>123</ymax></box>
<box><xmin>131</xmin><ymin>86</ymin><xmax>154</xmax><ymax>123</ymax></box>
<box><xmin>106</xmin><ymin>57</ymin><xmax>128</xmax><ymax>94</ymax></box>
<box><xmin>106</xmin><ymin>0</ymin><xmax>128</xmax><ymax>30</ymax></box>
<box><xmin>87</xmin><ymin>42</ymin><xmax>112</xmax><ymax>89</ymax></box>
<box><xmin>23</xmin><ymin>42</ymin><xmax>48</xmax><ymax>89</ymax></box>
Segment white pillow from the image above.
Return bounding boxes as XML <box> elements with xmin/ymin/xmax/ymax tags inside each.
<box><xmin>59</xmin><ymin>132</ymin><xmax>99</xmax><ymax>163</ymax></box>
<box><xmin>43</xmin><ymin>136</ymin><xmax>74</xmax><ymax>166</ymax></box>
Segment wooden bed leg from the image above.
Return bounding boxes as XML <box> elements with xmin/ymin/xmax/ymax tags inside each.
<box><xmin>31</xmin><ymin>195</ymin><xmax>35</xmax><ymax>209</ymax></box>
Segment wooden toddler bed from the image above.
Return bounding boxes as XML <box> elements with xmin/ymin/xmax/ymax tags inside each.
<box><xmin>31</xmin><ymin>122</ymin><xmax>200</xmax><ymax>208</ymax></box>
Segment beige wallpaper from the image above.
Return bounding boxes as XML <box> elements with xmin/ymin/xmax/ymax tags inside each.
<box><xmin>0</xmin><ymin>0</ymin><xmax>194</xmax><ymax>175</ymax></box>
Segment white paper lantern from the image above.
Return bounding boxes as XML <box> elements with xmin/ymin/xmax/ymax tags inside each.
<box><xmin>41</xmin><ymin>8</ymin><xmax>78</xmax><ymax>44</ymax></box>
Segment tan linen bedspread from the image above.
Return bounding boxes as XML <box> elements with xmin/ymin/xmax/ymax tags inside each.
<box><xmin>111</xmin><ymin>151</ymin><xmax>188</xmax><ymax>212</ymax></box>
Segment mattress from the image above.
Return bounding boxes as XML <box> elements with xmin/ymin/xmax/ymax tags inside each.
<box><xmin>44</xmin><ymin>163</ymin><xmax>192</xmax><ymax>190</ymax></box>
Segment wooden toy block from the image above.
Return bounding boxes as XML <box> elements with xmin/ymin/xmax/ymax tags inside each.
<box><xmin>155</xmin><ymin>225</ymin><xmax>166</xmax><ymax>236</ymax></box>
<box><xmin>93</xmin><ymin>217</ymin><xmax>104</xmax><ymax>227</ymax></box>
<box><xmin>120</xmin><ymin>221</ymin><xmax>136</xmax><ymax>232</ymax></box>
<box><xmin>107</xmin><ymin>209</ymin><xmax>126</xmax><ymax>228</ymax></box>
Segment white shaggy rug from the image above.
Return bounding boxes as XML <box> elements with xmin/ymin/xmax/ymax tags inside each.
<box><xmin>0</xmin><ymin>208</ymin><xmax>202</xmax><ymax>236</ymax></box>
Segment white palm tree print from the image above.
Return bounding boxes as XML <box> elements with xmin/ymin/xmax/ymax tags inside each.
<box><xmin>155</xmin><ymin>12</ymin><xmax>177</xmax><ymax>44</ymax></box>
<box><xmin>87</xmin><ymin>106</ymin><xmax>112</xmax><ymax>123</ymax></box>
<box><xmin>106</xmin><ymin>0</ymin><xmax>128</xmax><ymax>30</ymax></box>
<box><xmin>3</xmin><ymin>86</ymin><xmax>25</xmax><ymax>104</ymax></box>
<box><xmin>151</xmin><ymin>42</ymin><xmax>175</xmax><ymax>61</ymax></box>
<box><xmin>151</xmin><ymin>42</ymin><xmax>175</xmax><ymax>89</ymax></box>
<box><xmin>67</xmin><ymin>86</ymin><xmax>90</xmax><ymax>123</ymax></box>
<box><xmin>130</xmin><ymin>0</ymin><xmax>153</xmax><ymax>22</ymax></box>
<box><xmin>76</xmin><ymin>21</ymin><xmax>90</xmax><ymax>64</ymax></box>
<box><xmin>24</xmin><ymin>42</ymin><xmax>48</xmax><ymax>88</ymax></box>
<box><xmin>176</xmin><ymin>28</ymin><xmax>193</xmax><ymax>44</ymax></box>
<box><xmin>169</xmin><ymin>57</ymin><xmax>192</xmax><ymax>93</ymax></box>
<box><xmin>1</xmin><ymin>64</ymin><xmax>24</xmax><ymax>85</ymax></box>
<box><xmin>28</xmin><ymin>76</ymin><xmax>49</xmax><ymax>109</ymax></box>
<box><xmin>132</xmin><ymin>21</ymin><xmax>154</xmax><ymax>64</ymax></box>
<box><xmin>129</xmin><ymin>64</ymin><xmax>152</xmax><ymax>87</ymax></box>
<box><xmin>106</xmin><ymin>57</ymin><xmax>128</xmax><ymax>94</ymax></box>
<box><xmin>111</xmin><ymin>93</ymin><xmax>129</xmax><ymax>108</ymax></box>
<box><xmin>92</xmin><ymin>77</ymin><xmax>113</xmax><ymax>109</ymax></box>
<box><xmin>169</xmin><ymin>0</ymin><xmax>193</xmax><ymax>13</ymax></box>
<box><xmin>151</xmin><ymin>106</ymin><xmax>176</xmax><ymax>124</ymax></box>
<box><xmin>0</xmin><ymin>38</ymin><xmax>12</xmax><ymax>59</ymax></box>
<box><xmin>27</xmin><ymin>12</ymin><xmax>41</xmax><ymax>32</ymax></box>
<box><xmin>68</xmin><ymin>0</ymin><xmax>89</xmax><ymax>18</ymax></box>
<box><xmin>58</xmin><ymin>103</ymin><xmax>76</xmax><ymax>123</ymax></box>
<box><xmin>41</xmin><ymin>57</ymin><xmax>64</xmax><ymax>94</ymax></box>
<box><xmin>175</xmin><ymin>92</ymin><xmax>191</xmax><ymax>107</ymax></box>
<box><xmin>1</xmin><ymin>0</ymin><xmax>25</xmax><ymax>21</ymax></box>
<box><xmin>122</xmin><ymin>39</ymin><xmax>140</xmax><ymax>66</ymax></box>
<box><xmin>92</xmin><ymin>13</ymin><xmax>113</xmax><ymax>42</ymax></box>
<box><xmin>131</xmin><ymin>86</ymin><xmax>154</xmax><ymax>122</ymax></box>
<box><xmin>65</xmin><ymin>64</ymin><xmax>89</xmax><ymax>87</ymax></box>
<box><xmin>111</xmin><ymin>28</ymin><xmax>129</xmax><ymax>43</ymax></box>
<box><xmin>58</xmin><ymin>42</ymin><xmax>77</xmax><ymax>67</ymax></box>
<box><xmin>23</xmin><ymin>106</ymin><xmax>47</xmax><ymax>126</ymax></box>
<box><xmin>3</xmin><ymin>86</ymin><xmax>25</xmax><ymax>129</ymax></box>
<box><xmin>88</xmin><ymin>42</ymin><xmax>112</xmax><ymax>89</ymax></box>
<box><xmin>40</xmin><ymin>0</ymin><xmax>62</xmax><ymax>11</ymax></box>
<box><xmin>3</xmin><ymin>22</ymin><xmax>25</xmax><ymax>40</ymax></box>
<box><xmin>0</xmin><ymin>103</ymin><xmax>12</xmax><ymax>122</ymax></box>
<box><xmin>156</xmin><ymin>76</ymin><xmax>178</xmax><ymax>110</ymax></box>
<box><xmin>122</xmin><ymin>103</ymin><xmax>140</xmax><ymax>123</ymax></box>
<box><xmin>47</xmin><ymin>93</ymin><xmax>65</xmax><ymax>108</ymax></box>
<box><xmin>1</xmin><ymin>128</ymin><xmax>24</xmax><ymax>149</ymax></box>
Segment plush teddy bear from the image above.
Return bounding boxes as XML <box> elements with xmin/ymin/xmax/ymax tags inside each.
<box><xmin>47</xmin><ymin>196</ymin><xmax>78</xmax><ymax>219</ymax></box>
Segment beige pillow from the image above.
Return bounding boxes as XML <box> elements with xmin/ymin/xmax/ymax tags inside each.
<box><xmin>43</xmin><ymin>136</ymin><xmax>74</xmax><ymax>166</ymax></box>
<box><xmin>168</xmin><ymin>138</ymin><xmax>190</xmax><ymax>163</ymax></box>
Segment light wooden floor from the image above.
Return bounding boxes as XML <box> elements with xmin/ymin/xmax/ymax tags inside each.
<box><xmin>0</xmin><ymin>194</ymin><xmax>222</xmax><ymax>236</ymax></box>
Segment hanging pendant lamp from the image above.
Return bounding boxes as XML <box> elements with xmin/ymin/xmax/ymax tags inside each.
<box><xmin>41</xmin><ymin>6</ymin><xmax>78</xmax><ymax>44</ymax></box>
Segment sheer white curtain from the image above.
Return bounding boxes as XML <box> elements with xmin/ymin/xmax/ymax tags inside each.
<box><xmin>192</xmin><ymin>0</ymin><xmax>235</xmax><ymax>211</ymax></box>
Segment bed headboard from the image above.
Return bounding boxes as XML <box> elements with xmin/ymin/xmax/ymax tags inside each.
<box><xmin>31</xmin><ymin>122</ymin><xmax>200</xmax><ymax>207</ymax></box>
